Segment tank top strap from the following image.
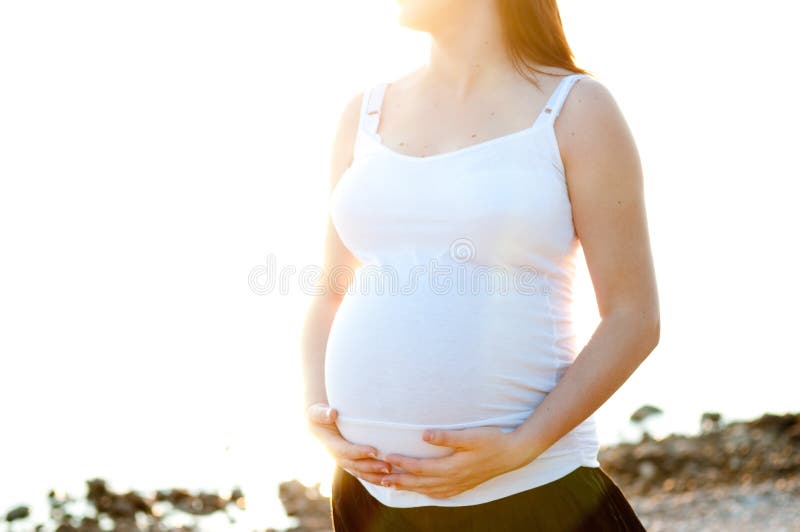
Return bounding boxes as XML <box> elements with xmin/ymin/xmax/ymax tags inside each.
<box><xmin>352</xmin><ymin>82</ymin><xmax>389</xmax><ymax>161</ymax></box>
<box><xmin>360</xmin><ymin>82</ymin><xmax>389</xmax><ymax>137</ymax></box>
<box><xmin>541</xmin><ymin>73</ymin><xmax>589</xmax><ymax>123</ymax></box>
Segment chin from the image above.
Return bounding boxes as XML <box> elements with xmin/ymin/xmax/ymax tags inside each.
<box><xmin>394</xmin><ymin>0</ymin><xmax>460</xmax><ymax>32</ymax></box>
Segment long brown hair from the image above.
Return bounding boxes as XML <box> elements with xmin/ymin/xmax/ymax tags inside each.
<box><xmin>496</xmin><ymin>0</ymin><xmax>593</xmax><ymax>87</ymax></box>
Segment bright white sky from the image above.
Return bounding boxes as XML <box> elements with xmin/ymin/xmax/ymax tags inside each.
<box><xmin>1</xmin><ymin>1</ymin><xmax>798</xmax><ymax>530</ymax></box>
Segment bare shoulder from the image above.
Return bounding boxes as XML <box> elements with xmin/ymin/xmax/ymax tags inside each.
<box><xmin>329</xmin><ymin>69</ymin><xmax>424</xmax><ymax>186</ymax></box>
<box><xmin>556</xmin><ymin>76</ymin><xmax>641</xmax><ymax>186</ymax></box>
<box><xmin>563</xmin><ymin>76</ymin><xmax>626</xmax><ymax>129</ymax></box>
<box><xmin>328</xmin><ymin>90</ymin><xmax>365</xmax><ymax>190</ymax></box>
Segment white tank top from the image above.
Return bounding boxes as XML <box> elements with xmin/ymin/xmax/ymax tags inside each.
<box><xmin>325</xmin><ymin>73</ymin><xmax>600</xmax><ymax>508</ymax></box>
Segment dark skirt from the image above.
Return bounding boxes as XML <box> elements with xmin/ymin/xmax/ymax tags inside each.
<box><xmin>330</xmin><ymin>464</ymin><xmax>646</xmax><ymax>532</ymax></box>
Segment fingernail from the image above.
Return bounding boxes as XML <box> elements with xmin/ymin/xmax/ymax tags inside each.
<box><xmin>381</xmin><ymin>467</ymin><xmax>390</xmax><ymax>474</ymax></box>
<box><xmin>381</xmin><ymin>478</ymin><xmax>391</xmax><ymax>487</ymax></box>
<box><xmin>369</xmin><ymin>451</ymin><xmax>378</xmax><ymax>458</ymax></box>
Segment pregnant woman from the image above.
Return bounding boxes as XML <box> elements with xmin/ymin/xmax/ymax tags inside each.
<box><xmin>302</xmin><ymin>1</ymin><xmax>659</xmax><ymax>530</ymax></box>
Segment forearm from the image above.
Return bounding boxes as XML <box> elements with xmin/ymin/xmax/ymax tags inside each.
<box><xmin>507</xmin><ymin>307</ymin><xmax>660</xmax><ymax>468</ymax></box>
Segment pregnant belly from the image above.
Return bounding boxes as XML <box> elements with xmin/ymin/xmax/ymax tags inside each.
<box><xmin>324</xmin><ymin>288</ymin><xmax>567</xmax><ymax>459</ymax></box>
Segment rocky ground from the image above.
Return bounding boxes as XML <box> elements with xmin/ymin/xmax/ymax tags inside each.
<box><xmin>2</xmin><ymin>479</ymin><xmax>247</xmax><ymax>532</ymax></box>
<box><xmin>599</xmin><ymin>411</ymin><xmax>800</xmax><ymax>530</ymax></box>
<box><xmin>271</xmin><ymin>411</ymin><xmax>800</xmax><ymax>532</ymax></box>
<box><xmin>628</xmin><ymin>478</ymin><xmax>800</xmax><ymax>531</ymax></box>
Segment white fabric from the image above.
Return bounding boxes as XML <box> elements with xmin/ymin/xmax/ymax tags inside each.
<box><xmin>325</xmin><ymin>73</ymin><xmax>600</xmax><ymax>508</ymax></box>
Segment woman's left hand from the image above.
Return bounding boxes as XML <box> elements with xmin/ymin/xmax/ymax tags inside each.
<box><xmin>379</xmin><ymin>426</ymin><xmax>532</xmax><ymax>498</ymax></box>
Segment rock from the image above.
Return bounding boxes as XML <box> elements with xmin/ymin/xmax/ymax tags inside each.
<box><xmin>638</xmin><ymin>461</ymin><xmax>659</xmax><ymax>480</ymax></box>
<box><xmin>5</xmin><ymin>505</ymin><xmax>30</xmax><ymax>522</ymax></box>
<box><xmin>701</xmin><ymin>411</ymin><xmax>723</xmax><ymax>433</ymax></box>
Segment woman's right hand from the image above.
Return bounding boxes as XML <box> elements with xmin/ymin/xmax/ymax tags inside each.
<box><xmin>306</xmin><ymin>403</ymin><xmax>392</xmax><ymax>485</ymax></box>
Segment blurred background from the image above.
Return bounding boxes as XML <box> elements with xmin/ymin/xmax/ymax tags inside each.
<box><xmin>1</xmin><ymin>0</ymin><xmax>798</xmax><ymax>530</ymax></box>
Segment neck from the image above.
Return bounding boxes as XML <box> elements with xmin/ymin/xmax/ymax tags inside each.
<box><xmin>422</xmin><ymin>4</ymin><xmax>517</xmax><ymax>101</ymax></box>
